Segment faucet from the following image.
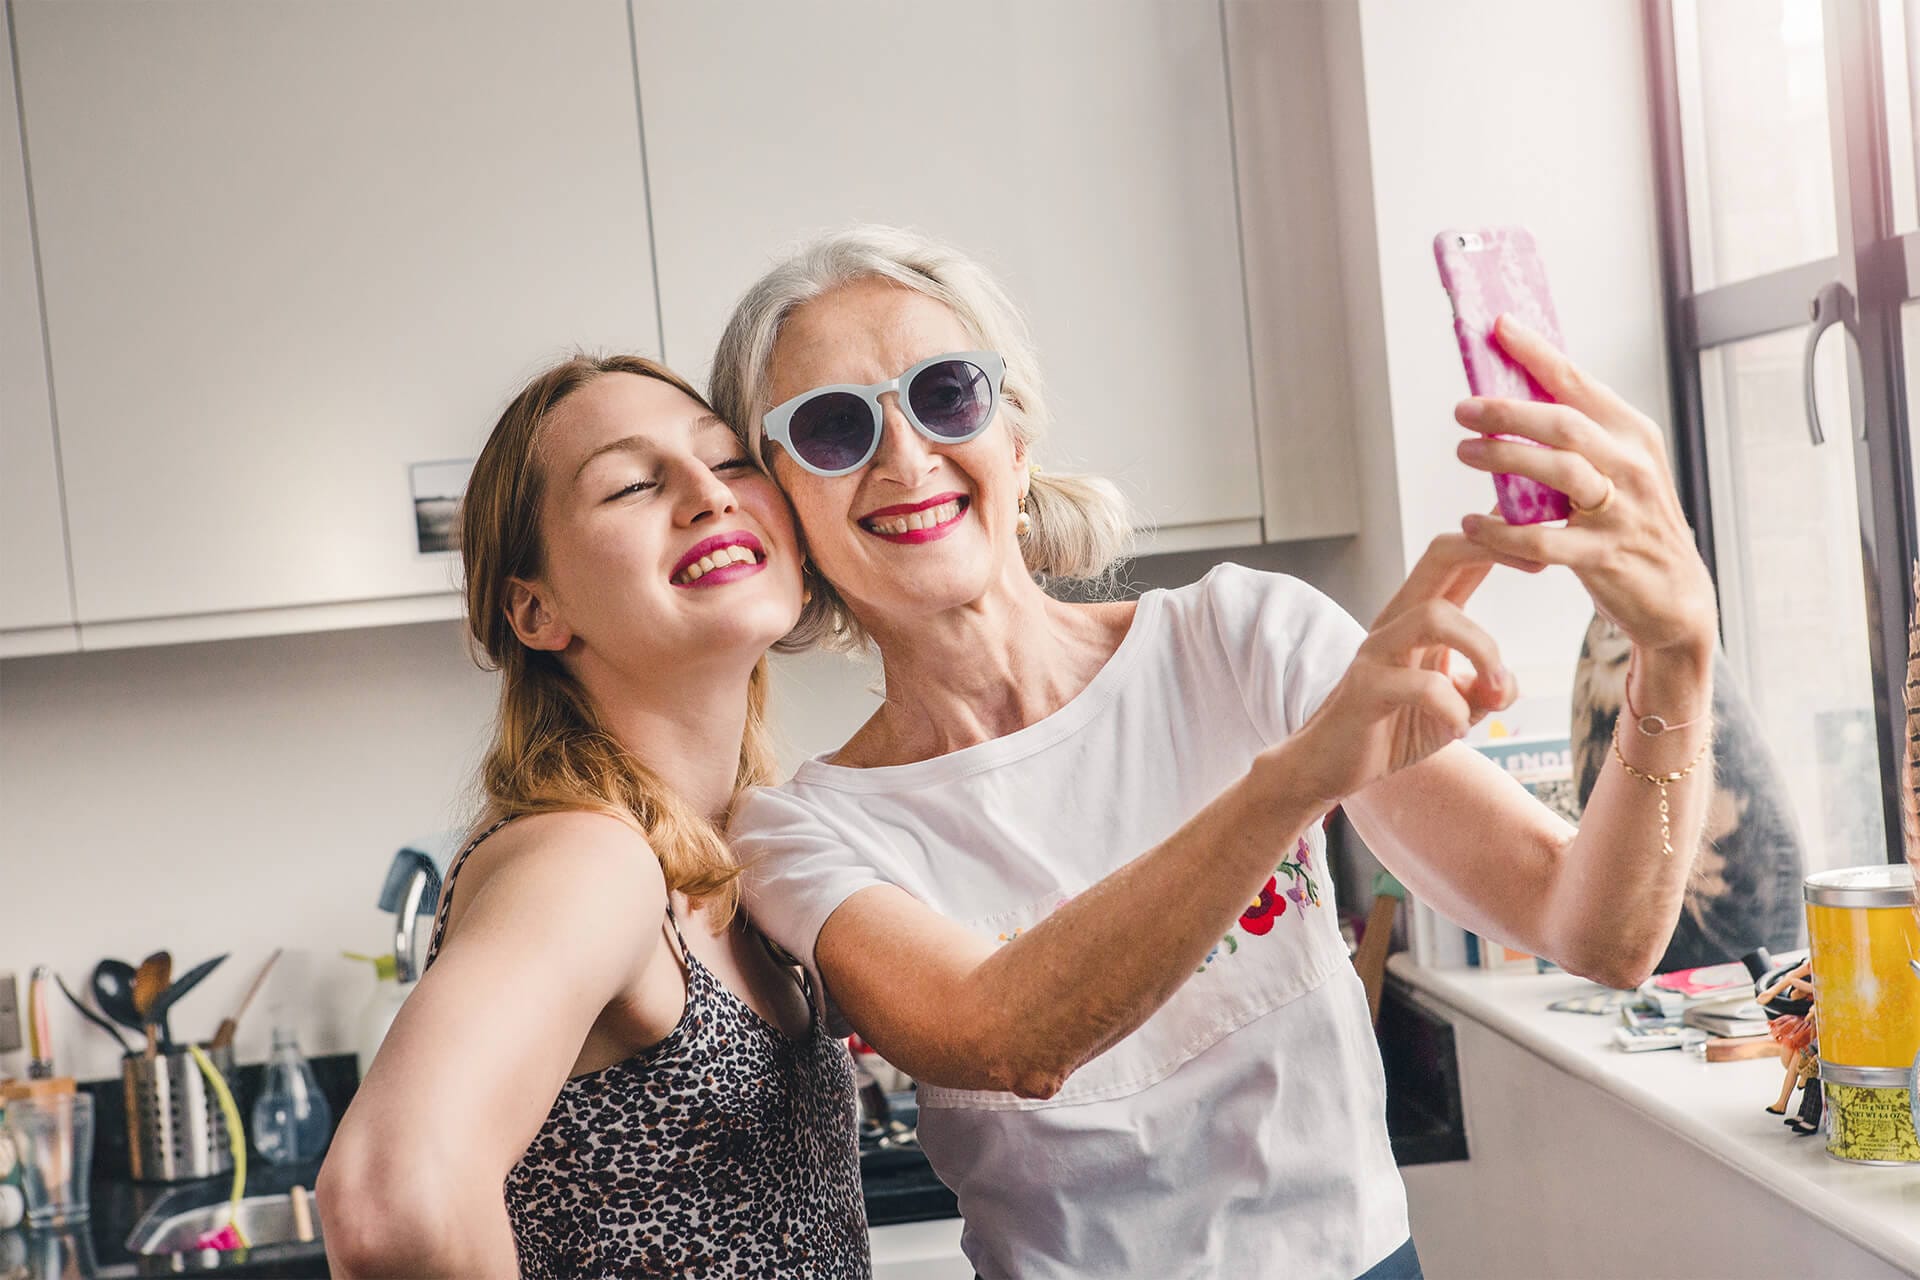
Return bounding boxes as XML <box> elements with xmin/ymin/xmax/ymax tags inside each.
<box><xmin>377</xmin><ymin>850</ymin><xmax>443</xmax><ymax>984</ymax></box>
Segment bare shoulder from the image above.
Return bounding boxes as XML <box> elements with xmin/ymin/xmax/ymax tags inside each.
<box><xmin>443</xmin><ymin>810</ymin><xmax>668</xmax><ymax>943</ymax></box>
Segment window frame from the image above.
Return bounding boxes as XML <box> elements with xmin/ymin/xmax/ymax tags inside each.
<box><xmin>1646</xmin><ymin>0</ymin><xmax>1917</xmax><ymax>865</ymax></box>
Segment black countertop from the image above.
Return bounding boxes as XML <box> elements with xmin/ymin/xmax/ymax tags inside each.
<box><xmin>49</xmin><ymin>1055</ymin><xmax>952</xmax><ymax>1280</ymax></box>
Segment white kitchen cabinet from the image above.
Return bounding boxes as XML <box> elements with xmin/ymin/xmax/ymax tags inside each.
<box><xmin>631</xmin><ymin>1</ymin><xmax>1265</xmax><ymax>552</ymax></box>
<box><xmin>11</xmin><ymin>1</ymin><xmax>659</xmax><ymax>645</ymax></box>
<box><xmin>0</xmin><ymin>3</ymin><xmax>76</xmax><ymax>654</ymax></box>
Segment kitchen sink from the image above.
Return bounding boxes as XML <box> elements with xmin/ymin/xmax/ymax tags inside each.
<box><xmin>127</xmin><ymin>1191</ymin><xmax>323</xmax><ymax>1258</ymax></box>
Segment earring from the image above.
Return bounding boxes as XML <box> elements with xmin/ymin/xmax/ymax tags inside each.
<box><xmin>1015</xmin><ymin>491</ymin><xmax>1032</xmax><ymax>538</ymax></box>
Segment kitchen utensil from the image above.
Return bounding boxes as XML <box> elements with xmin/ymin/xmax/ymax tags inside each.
<box><xmin>54</xmin><ymin>973</ymin><xmax>132</xmax><ymax>1056</ymax></box>
<box><xmin>289</xmin><ymin>1185</ymin><xmax>315</xmax><ymax>1243</ymax></box>
<box><xmin>134</xmin><ymin>951</ymin><xmax>172</xmax><ymax>1049</ymax></box>
<box><xmin>4</xmin><ymin>1090</ymin><xmax>92</xmax><ymax>1227</ymax></box>
<box><xmin>209</xmin><ymin>948</ymin><xmax>280</xmax><ymax>1051</ymax></box>
<box><xmin>146</xmin><ymin>954</ymin><xmax>228</xmax><ymax>1053</ymax></box>
<box><xmin>122</xmin><ymin>1044</ymin><xmax>236</xmax><ymax>1182</ymax></box>
<box><xmin>25</xmin><ymin>967</ymin><xmax>53</xmax><ymax>1078</ymax></box>
<box><xmin>91</xmin><ymin>960</ymin><xmax>144</xmax><ymax>1033</ymax></box>
<box><xmin>187</xmin><ymin>1044</ymin><xmax>251</xmax><ymax>1249</ymax></box>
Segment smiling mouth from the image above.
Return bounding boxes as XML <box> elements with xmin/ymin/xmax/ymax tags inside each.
<box><xmin>859</xmin><ymin>495</ymin><xmax>969</xmax><ymax>540</ymax></box>
<box><xmin>671</xmin><ymin>534</ymin><xmax>768</xmax><ymax>587</ymax></box>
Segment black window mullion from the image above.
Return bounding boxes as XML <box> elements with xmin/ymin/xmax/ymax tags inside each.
<box><xmin>1822</xmin><ymin>0</ymin><xmax>1916</xmax><ymax>864</ymax></box>
<box><xmin>1684</xmin><ymin>258</ymin><xmax>1844</xmax><ymax>347</ymax></box>
<box><xmin>1644</xmin><ymin>0</ymin><xmax>1718</xmax><ymax>581</ymax></box>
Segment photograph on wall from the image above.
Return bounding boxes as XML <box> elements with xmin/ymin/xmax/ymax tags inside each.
<box><xmin>410</xmin><ymin>459</ymin><xmax>473</xmax><ymax>555</ymax></box>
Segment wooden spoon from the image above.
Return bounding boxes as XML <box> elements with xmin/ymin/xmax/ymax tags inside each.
<box><xmin>134</xmin><ymin>950</ymin><xmax>172</xmax><ymax>1056</ymax></box>
<box><xmin>210</xmin><ymin>949</ymin><xmax>281</xmax><ymax>1052</ymax></box>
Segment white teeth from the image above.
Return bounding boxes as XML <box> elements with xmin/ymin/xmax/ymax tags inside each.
<box><xmin>869</xmin><ymin>500</ymin><xmax>962</xmax><ymax>536</ymax></box>
<box><xmin>676</xmin><ymin>542</ymin><xmax>762</xmax><ymax>584</ymax></box>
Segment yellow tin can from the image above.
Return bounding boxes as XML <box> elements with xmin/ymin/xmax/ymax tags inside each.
<box><xmin>1804</xmin><ymin>864</ymin><xmax>1919</xmax><ymax>1070</ymax></box>
<box><xmin>1820</xmin><ymin>1062</ymin><xmax>1920</xmax><ymax>1165</ymax></box>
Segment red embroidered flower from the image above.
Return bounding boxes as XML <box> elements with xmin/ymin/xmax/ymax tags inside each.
<box><xmin>1239</xmin><ymin>876</ymin><xmax>1287</xmax><ymax>935</ymax></box>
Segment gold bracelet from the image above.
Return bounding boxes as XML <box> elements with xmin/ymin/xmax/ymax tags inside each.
<box><xmin>1610</xmin><ymin>722</ymin><xmax>1711</xmax><ymax>857</ymax></box>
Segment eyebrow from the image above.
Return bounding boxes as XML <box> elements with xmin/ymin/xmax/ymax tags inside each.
<box><xmin>570</xmin><ymin>413</ymin><xmax>734</xmax><ymax>482</ymax></box>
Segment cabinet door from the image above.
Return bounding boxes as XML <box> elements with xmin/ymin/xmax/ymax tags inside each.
<box><xmin>632</xmin><ymin>1</ymin><xmax>1262</xmax><ymax>542</ymax></box>
<box><xmin>14</xmin><ymin>1</ymin><xmax>659</xmax><ymax>624</ymax></box>
<box><xmin>1</xmin><ymin>2</ymin><xmax>74</xmax><ymax>644</ymax></box>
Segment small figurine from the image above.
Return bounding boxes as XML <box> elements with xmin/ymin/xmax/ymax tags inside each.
<box><xmin>1756</xmin><ymin>958</ymin><xmax>1820</xmax><ymax>1132</ymax></box>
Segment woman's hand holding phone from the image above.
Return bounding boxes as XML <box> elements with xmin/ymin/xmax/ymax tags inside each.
<box><xmin>1280</xmin><ymin>534</ymin><xmax>1517</xmax><ymax>811</ymax></box>
<box><xmin>1454</xmin><ymin>315</ymin><xmax>1718</xmax><ymax>657</ymax></box>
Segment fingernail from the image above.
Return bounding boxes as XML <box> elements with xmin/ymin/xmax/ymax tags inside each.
<box><xmin>1458</xmin><ymin>437</ymin><xmax>1486</xmax><ymax>461</ymax></box>
<box><xmin>1457</xmin><ymin>399</ymin><xmax>1484</xmax><ymax>424</ymax></box>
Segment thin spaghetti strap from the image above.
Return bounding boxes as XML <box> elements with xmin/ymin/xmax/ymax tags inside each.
<box><xmin>658</xmin><ymin>898</ymin><xmax>695</xmax><ymax>970</ymax></box>
<box><xmin>422</xmin><ymin>816</ymin><xmax>515</xmax><ymax>970</ymax></box>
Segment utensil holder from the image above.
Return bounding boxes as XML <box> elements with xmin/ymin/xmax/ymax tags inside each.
<box><xmin>121</xmin><ymin>1044</ymin><xmax>236</xmax><ymax>1183</ymax></box>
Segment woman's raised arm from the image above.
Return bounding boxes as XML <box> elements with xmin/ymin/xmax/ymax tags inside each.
<box><xmin>812</xmin><ymin>537</ymin><xmax>1514</xmax><ymax>1099</ymax></box>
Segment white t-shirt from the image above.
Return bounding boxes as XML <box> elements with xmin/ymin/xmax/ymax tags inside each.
<box><xmin>732</xmin><ymin>564</ymin><xmax>1410</xmax><ymax>1279</ymax></box>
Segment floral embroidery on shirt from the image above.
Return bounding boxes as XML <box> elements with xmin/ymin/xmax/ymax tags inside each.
<box><xmin>1197</xmin><ymin>837</ymin><xmax>1321</xmax><ymax>973</ymax></box>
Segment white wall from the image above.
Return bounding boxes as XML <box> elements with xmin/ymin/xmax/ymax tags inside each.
<box><xmin>1324</xmin><ymin>0</ymin><xmax>1673</xmax><ymax>727</ymax></box>
<box><xmin>0</xmin><ymin>622</ymin><xmax>881</xmax><ymax>1084</ymax></box>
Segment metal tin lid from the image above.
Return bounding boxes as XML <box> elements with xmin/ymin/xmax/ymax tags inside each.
<box><xmin>1818</xmin><ymin>1060</ymin><xmax>1912</xmax><ymax>1087</ymax></box>
<box><xmin>1803</xmin><ymin>862</ymin><xmax>1916</xmax><ymax>907</ymax></box>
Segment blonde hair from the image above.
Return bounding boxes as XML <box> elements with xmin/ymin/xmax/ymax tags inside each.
<box><xmin>459</xmin><ymin>353</ymin><xmax>777</xmax><ymax>922</ymax></box>
<box><xmin>709</xmin><ymin>224</ymin><xmax>1135</xmax><ymax>652</ymax></box>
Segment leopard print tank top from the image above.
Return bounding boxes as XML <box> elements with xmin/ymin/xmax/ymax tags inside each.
<box><xmin>425</xmin><ymin>818</ymin><xmax>871</xmax><ymax>1278</ymax></box>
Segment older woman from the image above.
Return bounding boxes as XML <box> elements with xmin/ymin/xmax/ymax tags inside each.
<box><xmin>713</xmin><ymin>226</ymin><xmax>1716</xmax><ymax>1280</ymax></box>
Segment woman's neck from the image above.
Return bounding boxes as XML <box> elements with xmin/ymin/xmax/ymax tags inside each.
<box><xmin>842</xmin><ymin>578</ymin><xmax>1136</xmax><ymax>768</ymax></box>
<box><xmin>573</xmin><ymin>653</ymin><xmax>756</xmax><ymax>822</ymax></box>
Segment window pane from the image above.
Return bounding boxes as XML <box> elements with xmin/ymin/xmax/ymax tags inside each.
<box><xmin>1884</xmin><ymin>0</ymin><xmax>1919</xmax><ymax>231</ymax></box>
<box><xmin>1675</xmin><ymin>0</ymin><xmax>1838</xmax><ymax>287</ymax></box>
<box><xmin>1700</xmin><ymin>328</ymin><xmax>1886</xmax><ymax>874</ymax></box>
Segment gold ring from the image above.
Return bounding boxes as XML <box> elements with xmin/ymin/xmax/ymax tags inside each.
<box><xmin>1571</xmin><ymin>476</ymin><xmax>1615</xmax><ymax>518</ymax></box>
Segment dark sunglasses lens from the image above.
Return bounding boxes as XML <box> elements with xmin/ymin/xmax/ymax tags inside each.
<box><xmin>786</xmin><ymin>393</ymin><xmax>875</xmax><ymax>472</ymax></box>
<box><xmin>908</xmin><ymin>359</ymin><xmax>994</xmax><ymax>439</ymax></box>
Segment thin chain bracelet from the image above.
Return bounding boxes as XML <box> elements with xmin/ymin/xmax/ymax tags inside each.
<box><xmin>1624</xmin><ymin>651</ymin><xmax>1710</xmax><ymax>736</ymax></box>
<box><xmin>1611</xmin><ymin>722</ymin><xmax>1711</xmax><ymax>857</ymax></box>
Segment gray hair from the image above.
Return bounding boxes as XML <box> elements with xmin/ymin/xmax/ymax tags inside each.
<box><xmin>709</xmin><ymin>224</ymin><xmax>1135</xmax><ymax>652</ymax></box>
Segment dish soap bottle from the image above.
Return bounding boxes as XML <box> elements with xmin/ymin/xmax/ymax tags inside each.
<box><xmin>250</xmin><ymin>1026</ymin><xmax>333</xmax><ymax>1164</ymax></box>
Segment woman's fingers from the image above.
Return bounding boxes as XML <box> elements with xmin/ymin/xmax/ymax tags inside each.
<box><xmin>1374</xmin><ymin>533</ymin><xmax>1497</xmax><ymax>628</ymax></box>
<box><xmin>1454</xmin><ymin>397</ymin><xmax>1631</xmax><ymax>478</ymax></box>
<box><xmin>1491</xmin><ymin>315</ymin><xmax>1633</xmax><ymax>425</ymax></box>
<box><xmin>1461</xmin><ymin>510</ymin><xmax>1611</xmax><ymax>568</ymax></box>
<box><xmin>1489</xmin><ymin>315</ymin><xmax>1672</xmax><ymax>469</ymax></box>
<box><xmin>1456</xmin><ymin>434</ymin><xmax>1613</xmax><ymax>512</ymax></box>
<box><xmin>1364</xmin><ymin>597</ymin><xmax>1513</xmax><ymax>713</ymax></box>
<box><xmin>1370</xmin><ymin>666</ymin><xmax>1474</xmax><ymax>743</ymax></box>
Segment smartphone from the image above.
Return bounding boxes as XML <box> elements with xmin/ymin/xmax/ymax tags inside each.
<box><xmin>1433</xmin><ymin>227</ymin><xmax>1572</xmax><ymax>525</ymax></box>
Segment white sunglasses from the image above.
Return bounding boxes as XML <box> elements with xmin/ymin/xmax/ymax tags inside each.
<box><xmin>757</xmin><ymin>350</ymin><xmax>1006</xmax><ymax>478</ymax></box>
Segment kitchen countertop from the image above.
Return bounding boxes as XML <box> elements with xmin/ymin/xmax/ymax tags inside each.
<box><xmin>70</xmin><ymin>1092</ymin><xmax>952</xmax><ymax>1278</ymax></box>
<box><xmin>88</xmin><ymin>1160</ymin><xmax>327</xmax><ymax>1280</ymax></box>
<box><xmin>1389</xmin><ymin>954</ymin><xmax>1920</xmax><ymax>1275</ymax></box>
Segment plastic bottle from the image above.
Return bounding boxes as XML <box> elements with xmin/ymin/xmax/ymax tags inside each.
<box><xmin>249</xmin><ymin>1027</ymin><xmax>333</xmax><ymax>1164</ymax></box>
<box><xmin>344</xmin><ymin>951</ymin><xmax>415</xmax><ymax>1081</ymax></box>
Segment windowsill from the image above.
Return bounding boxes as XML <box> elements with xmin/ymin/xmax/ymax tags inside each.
<box><xmin>1388</xmin><ymin>954</ymin><xmax>1920</xmax><ymax>1274</ymax></box>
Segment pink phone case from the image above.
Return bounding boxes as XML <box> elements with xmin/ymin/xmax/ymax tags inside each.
<box><xmin>1433</xmin><ymin>227</ymin><xmax>1572</xmax><ymax>525</ymax></box>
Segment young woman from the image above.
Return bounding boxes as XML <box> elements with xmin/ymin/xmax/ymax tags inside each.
<box><xmin>711</xmin><ymin>226</ymin><xmax>1717</xmax><ymax>1280</ymax></box>
<box><xmin>318</xmin><ymin>355</ymin><xmax>869</xmax><ymax>1279</ymax></box>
